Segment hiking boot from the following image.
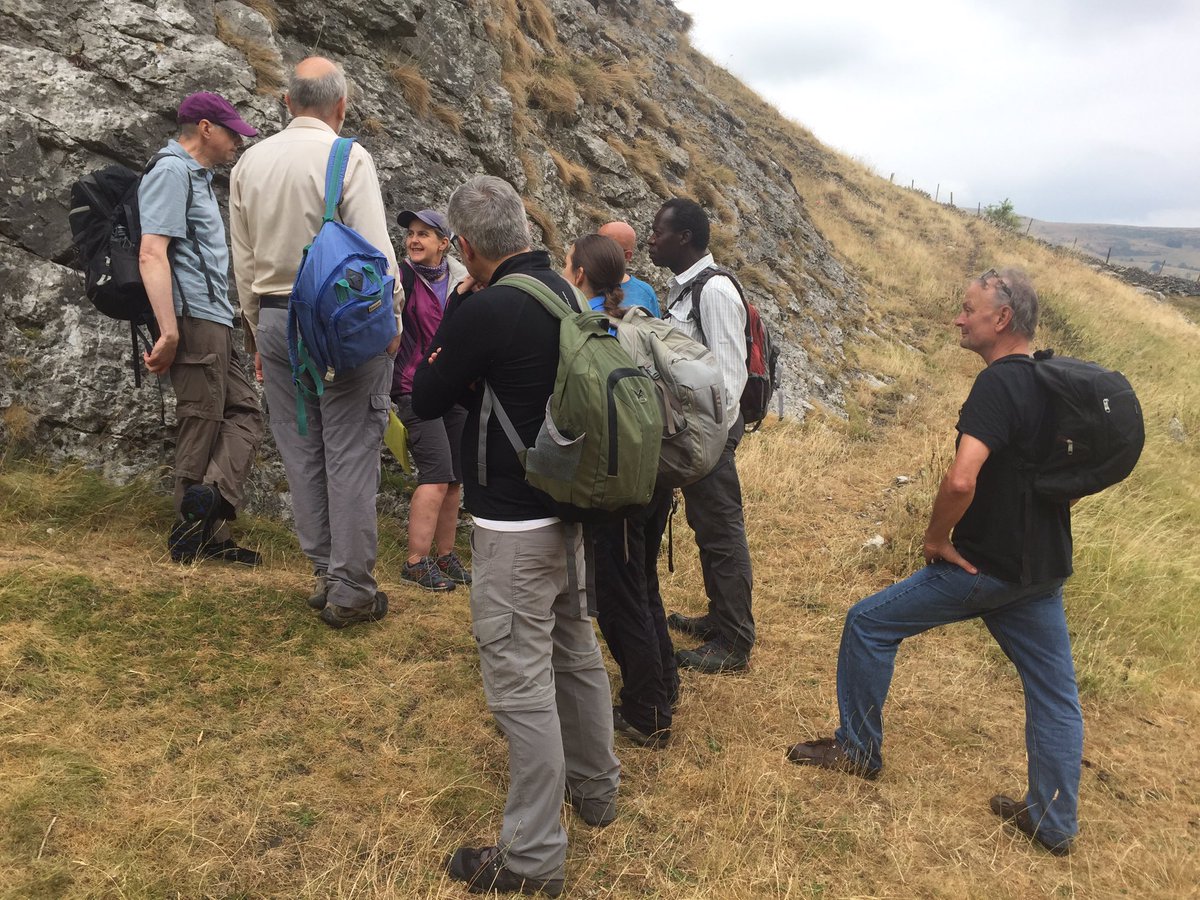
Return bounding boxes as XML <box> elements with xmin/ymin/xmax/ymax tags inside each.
<box><xmin>307</xmin><ymin>570</ymin><xmax>329</xmax><ymax>611</ymax></box>
<box><xmin>200</xmin><ymin>539</ymin><xmax>262</xmax><ymax>566</ymax></box>
<box><xmin>402</xmin><ymin>556</ymin><xmax>456</xmax><ymax>592</ymax></box>
<box><xmin>436</xmin><ymin>551</ymin><xmax>472</xmax><ymax>585</ymax></box>
<box><xmin>168</xmin><ymin>484</ymin><xmax>222</xmax><ymax>563</ymax></box>
<box><xmin>319</xmin><ymin>591</ymin><xmax>388</xmax><ymax>630</ymax></box>
<box><xmin>613</xmin><ymin>706</ymin><xmax>669</xmax><ymax>749</ymax></box>
<box><xmin>666</xmin><ymin>611</ymin><xmax>718</xmax><ymax>641</ymax></box>
<box><xmin>786</xmin><ymin>736</ymin><xmax>881</xmax><ymax>781</ymax></box>
<box><xmin>565</xmin><ymin>786</ymin><xmax>618</xmax><ymax>828</ymax></box>
<box><xmin>676</xmin><ymin>638</ymin><xmax>749</xmax><ymax>674</ymax></box>
<box><xmin>990</xmin><ymin>794</ymin><xmax>1072</xmax><ymax>856</ymax></box>
<box><xmin>447</xmin><ymin>845</ymin><xmax>563</xmax><ymax>896</ymax></box>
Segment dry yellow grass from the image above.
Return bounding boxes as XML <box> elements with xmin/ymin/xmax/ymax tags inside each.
<box><xmin>431</xmin><ymin>104</ymin><xmax>463</xmax><ymax>134</ymax></box>
<box><xmin>214</xmin><ymin>12</ymin><xmax>285</xmax><ymax>96</ymax></box>
<box><xmin>548</xmin><ymin>148</ymin><xmax>592</xmax><ymax>194</ymax></box>
<box><xmin>389</xmin><ymin>63</ymin><xmax>432</xmax><ymax>118</ymax></box>
<box><xmin>527</xmin><ymin>69</ymin><xmax>579</xmax><ymax>116</ymax></box>
<box><xmin>524</xmin><ymin>198</ymin><xmax>561</xmax><ymax>256</ymax></box>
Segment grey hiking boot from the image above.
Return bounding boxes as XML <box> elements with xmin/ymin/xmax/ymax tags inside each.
<box><xmin>565</xmin><ymin>785</ymin><xmax>618</xmax><ymax>827</ymax></box>
<box><xmin>319</xmin><ymin>591</ymin><xmax>388</xmax><ymax>629</ymax></box>
<box><xmin>436</xmin><ymin>551</ymin><xmax>472</xmax><ymax>585</ymax></box>
<box><xmin>307</xmin><ymin>569</ymin><xmax>329</xmax><ymax>610</ymax></box>
<box><xmin>447</xmin><ymin>845</ymin><xmax>563</xmax><ymax>896</ymax></box>
<box><xmin>402</xmin><ymin>556</ymin><xmax>456</xmax><ymax>592</ymax></box>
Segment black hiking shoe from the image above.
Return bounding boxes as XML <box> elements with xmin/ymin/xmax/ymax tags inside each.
<box><xmin>613</xmin><ymin>706</ymin><xmax>669</xmax><ymax>749</ymax></box>
<box><xmin>676</xmin><ymin>638</ymin><xmax>749</xmax><ymax>674</ymax></box>
<box><xmin>447</xmin><ymin>845</ymin><xmax>563</xmax><ymax>896</ymax></box>
<box><xmin>666</xmin><ymin>611</ymin><xmax>718</xmax><ymax>641</ymax></box>
<box><xmin>319</xmin><ymin>591</ymin><xmax>389</xmax><ymax>629</ymax></box>
<box><xmin>200</xmin><ymin>539</ymin><xmax>262</xmax><ymax>566</ymax></box>
<box><xmin>168</xmin><ymin>484</ymin><xmax>222</xmax><ymax>562</ymax></box>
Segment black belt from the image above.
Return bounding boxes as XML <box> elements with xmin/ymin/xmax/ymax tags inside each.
<box><xmin>260</xmin><ymin>295</ymin><xmax>289</xmax><ymax>310</ymax></box>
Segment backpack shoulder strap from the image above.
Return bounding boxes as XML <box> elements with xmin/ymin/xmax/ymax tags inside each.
<box><xmin>322</xmin><ymin>137</ymin><xmax>356</xmax><ymax>223</ymax></box>
<box><xmin>687</xmin><ymin>265</ymin><xmax>749</xmax><ymax>344</ymax></box>
<box><xmin>495</xmin><ymin>272</ymin><xmax>584</xmax><ymax>318</ymax></box>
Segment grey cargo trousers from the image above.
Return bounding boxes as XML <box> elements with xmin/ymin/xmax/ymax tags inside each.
<box><xmin>257</xmin><ymin>307</ymin><xmax>392</xmax><ymax>609</ymax></box>
<box><xmin>469</xmin><ymin>521</ymin><xmax>620</xmax><ymax>881</ymax></box>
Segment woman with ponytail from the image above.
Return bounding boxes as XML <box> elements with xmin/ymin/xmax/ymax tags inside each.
<box><xmin>563</xmin><ymin>233</ymin><xmax>678</xmax><ymax>749</ymax></box>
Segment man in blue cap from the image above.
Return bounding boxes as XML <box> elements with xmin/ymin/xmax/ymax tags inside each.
<box><xmin>138</xmin><ymin>91</ymin><xmax>264</xmax><ymax>565</ymax></box>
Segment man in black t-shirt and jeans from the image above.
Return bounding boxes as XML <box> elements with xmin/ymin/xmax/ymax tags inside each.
<box><xmin>788</xmin><ymin>268</ymin><xmax>1082</xmax><ymax>857</ymax></box>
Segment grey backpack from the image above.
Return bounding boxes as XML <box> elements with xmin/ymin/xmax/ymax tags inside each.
<box><xmin>614</xmin><ymin>305</ymin><xmax>727</xmax><ymax>488</ymax></box>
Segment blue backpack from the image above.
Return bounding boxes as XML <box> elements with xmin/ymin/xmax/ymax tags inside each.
<box><xmin>287</xmin><ymin>137</ymin><xmax>397</xmax><ymax>432</ymax></box>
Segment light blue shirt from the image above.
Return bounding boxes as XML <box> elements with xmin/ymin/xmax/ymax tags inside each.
<box><xmin>138</xmin><ymin>140</ymin><xmax>234</xmax><ymax>327</ymax></box>
<box><xmin>621</xmin><ymin>275</ymin><xmax>661</xmax><ymax>318</ymax></box>
<box><xmin>588</xmin><ymin>295</ymin><xmax>618</xmax><ymax>336</ymax></box>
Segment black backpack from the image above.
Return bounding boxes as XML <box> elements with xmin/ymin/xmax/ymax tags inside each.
<box><xmin>1013</xmin><ymin>350</ymin><xmax>1145</xmax><ymax>501</ymax></box>
<box><xmin>68</xmin><ymin>154</ymin><xmax>206</xmax><ymax>385</ymax></box>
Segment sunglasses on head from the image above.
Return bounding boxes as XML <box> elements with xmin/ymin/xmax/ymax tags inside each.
<box><xmin>978</xmin><ymin>268</ymin><xmax>1012</xmax><ymax>300</ymax></box>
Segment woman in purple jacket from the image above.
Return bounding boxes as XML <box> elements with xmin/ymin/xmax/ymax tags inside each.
<box><xmin>392</xmin><ymin>209</ymin><xmax>469</xmax><ymax>591</ymax></box>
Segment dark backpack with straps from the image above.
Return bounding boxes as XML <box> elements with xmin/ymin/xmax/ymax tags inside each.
<box><xmin>69</xmin><ymin>152</ymin><xmax>211</xmax><ymax>386</ymax></box>
<box><xmin>687</xmin><ymin>266</ymin><xmax>780</xmax><ymax>431</ymax></box>
<box><xmin>1006</xmin><ymin>350</ymin><xmax>1145</xmax><ymax>501</ymax></box>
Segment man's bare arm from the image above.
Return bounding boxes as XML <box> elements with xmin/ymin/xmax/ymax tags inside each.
<box><xmin>138</xmin><ymin>233</ymin><xmax>179</xmax><ymax>374</ymax></box>
<box><xmin>922</xmin><ymin>433</ymin><xmax>992</xmax><ymax>573</ymax></box>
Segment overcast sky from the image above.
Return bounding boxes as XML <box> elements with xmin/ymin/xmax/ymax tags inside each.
<box><xmin>673</xmin><ymin>0</ymin><xmax>1200</xmax><ymax>227</ymax></box>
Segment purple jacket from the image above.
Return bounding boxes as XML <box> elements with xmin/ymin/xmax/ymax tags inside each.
<box><xmin>392</xmin><ymin>256</ymin><xmax>467</xmax><ymax>398</ymax></box>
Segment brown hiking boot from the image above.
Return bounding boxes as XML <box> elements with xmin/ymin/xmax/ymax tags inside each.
<box><xmin>990</xmin><ymin>794</ymin><xmax>1072</xmax><ymax>856</ymax></box>
<box><xmin>786</xmin><ymin>736</ymin><xmax>881</xmax><ymax>780</ymax></box>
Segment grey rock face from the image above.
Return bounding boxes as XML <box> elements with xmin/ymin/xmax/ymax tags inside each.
<box><xmin>1</xmin><ymin>0</ymin><xmax>865</xmax><ymax>514</ymax></box>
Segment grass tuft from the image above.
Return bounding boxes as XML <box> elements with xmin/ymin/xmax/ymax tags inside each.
<box><xmin>389</xmin><ymin>63</ymin><xmax>432</xmax><ymax>118</ymax></box>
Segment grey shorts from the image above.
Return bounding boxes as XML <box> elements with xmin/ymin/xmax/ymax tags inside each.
<box><xmin>395</xmin><ymin>394</ymin><xmax>466</xmax><ymax>486</ymax></box>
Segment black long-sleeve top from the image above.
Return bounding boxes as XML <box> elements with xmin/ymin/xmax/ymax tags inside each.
<box><xmin>411</xmin><ymin>250</ymin><xmax>580</xmax><ymax>521</ymax></box>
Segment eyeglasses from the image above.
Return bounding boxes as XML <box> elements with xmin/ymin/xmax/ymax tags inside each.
<box><xmin>978</xmin><ymin>268</ymin><xmax>1012</xmax><ymax>299</ymax></box>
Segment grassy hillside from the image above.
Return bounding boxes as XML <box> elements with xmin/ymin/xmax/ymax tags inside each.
<box><xmin>4</xmin><ymin>40</ymin><xmax>1200</xmax><ymax>900</ymax></box>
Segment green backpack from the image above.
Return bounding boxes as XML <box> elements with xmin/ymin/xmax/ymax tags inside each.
<box><xmin>479</xmin><ymin>273</ymin><xmax>662</xmax><ymax>519</ymax></box>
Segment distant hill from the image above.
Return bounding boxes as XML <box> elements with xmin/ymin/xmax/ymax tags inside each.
<box><xmin>1029</xmin><ymin>220</ymin><xmax>1200</xmax><ymax>278</ymax></box>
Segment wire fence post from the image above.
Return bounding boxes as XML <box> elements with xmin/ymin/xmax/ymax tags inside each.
<box><xmin>934</xmin><ymin>183</ymin><xmax>940</xmax><ymax>202</ymax></box>
<box><xmin>1105</xmin><ymin>247</ymin><xmax>1111</xmax><ymax>264</ymax></box>
<box><xmin>1026</xmin><ymin>217</ymin><xmax>1034</xmax><ymax>234</ymax></box>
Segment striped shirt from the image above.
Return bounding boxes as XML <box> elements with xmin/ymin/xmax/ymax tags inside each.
<box><xmin>664</xmin><ymin>254</ymin><xmax>747</xmax><ymax>425</ymax></box>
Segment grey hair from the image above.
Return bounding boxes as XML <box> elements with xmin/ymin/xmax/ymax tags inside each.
<box><xmin>288</xmin><ymin>65</ymin><xmax>347</xmax><ymax>114</ymax></box>
<box><xmin>993</xmin><ymin>267</ymin><xmax>1039</xmax><ymax>338</ymax></box>
<box><xmin>447</xmin><ymin>175</ymin><xmax>531</xmax><ymax>261</ymax></box>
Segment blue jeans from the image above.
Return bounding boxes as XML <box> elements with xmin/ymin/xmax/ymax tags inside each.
<box><xmin>834</xmin><ymin>562</ymin><xmax>1082</xmax><ymax>845</ymax></box>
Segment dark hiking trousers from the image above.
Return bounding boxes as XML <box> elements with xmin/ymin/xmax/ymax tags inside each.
<box><xmin>679</xmin><ymin>415</ymin><xmax>755</xmax><ymax>653</ymax></box>
<box><xmin>594</xmin><ymin>486</ymin><xmax>677</xmax><ymax>734</ymax></box>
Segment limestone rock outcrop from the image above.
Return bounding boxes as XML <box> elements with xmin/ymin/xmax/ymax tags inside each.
<box><xmin>0</xmin><ymin>0</ymin><xmax>864</xmax><ymax>512</ymax></box>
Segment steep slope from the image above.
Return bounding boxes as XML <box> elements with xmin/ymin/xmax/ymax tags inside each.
<box><xmin>0</xmin><ymin>0</ymin><xmax>862</xmax><ymax>504</ymax></box>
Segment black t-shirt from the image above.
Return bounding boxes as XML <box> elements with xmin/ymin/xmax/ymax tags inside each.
<box><xmin>953</xmin><ymin>355</ymin><xmax>1073</xmax><ymax>584</ymax></box>
<box><xmin>410</xmin><ymin>250</ymin><xmax>578</xmax><ymax>521</ymax></box>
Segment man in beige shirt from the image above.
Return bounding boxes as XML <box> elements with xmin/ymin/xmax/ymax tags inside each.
<box><xmin>230</xmin><ymin>56</ymin><xmax>402</xmax><ymax>629</ymax></box>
